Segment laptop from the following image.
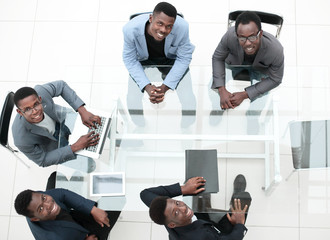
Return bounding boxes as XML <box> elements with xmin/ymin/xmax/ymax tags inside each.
<box><xmin>68</xmin><ymin>108</ymin><xmax>113</xmax><ymax>159</ymax></box>
<box><xmin>90</xmin><ymin>172</ymin><xmax>125</xmax><ymax>197</ymax></box>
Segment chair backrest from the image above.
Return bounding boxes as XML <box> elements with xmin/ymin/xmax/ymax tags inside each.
<box><xmin>129</xmin><ymin>12</ymin><xmax>184</xmax><ymax>20</ymax></box>
<box><xmin>228</xmin><ymin>10</ymin><xmax>283</xmax><ymax>39</ymax></box>
<box><xmin>0</xmin><ymin>92</ymin><xmax>15</xmax><ymax>147</ymax></box>
<box><xmin>289</xmin><ymin>120</ymin><xmax>330</xmax><ymax>169</ymax></box>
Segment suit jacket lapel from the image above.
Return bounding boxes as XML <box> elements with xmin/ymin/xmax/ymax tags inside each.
<box><xmin>135</xmin><ymin>16</ymin><xmax>149</xmax><ymax>60</ymax></box>
<box><xmin>42</xmin><ymin>102</ymin><xmax>61</xmax><ymax>122</ymax></box>
<box><xmin>253</xmin><ymin>36</ymin><xmax>266</xmax><ymax>66</ymax></box>
<box><xmin>22</xmin><ymin>118</ymin><xmax>55</xmax><ymax>140</ymax></box>
<box><xmin>136</xmin><ymin>34</ymin><xmax>148</xmax><ymax>59</ymax></box>
<box><xmin>164</xmin><ymin>32</ymin><xmax>174</xmax><ymax>56</ymax></box>
<box><xmin>238</xmin><ymin>44</ymin><xmax>244</xmax><ymax>64</ymax></box>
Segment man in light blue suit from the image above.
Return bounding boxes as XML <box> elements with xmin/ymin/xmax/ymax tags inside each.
<box><xmin>123</xmin><ymin>2</ymin><xmax>196</xmax><ymax>126</ymax></box>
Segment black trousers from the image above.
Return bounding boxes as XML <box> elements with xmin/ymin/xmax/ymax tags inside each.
<box><xmin>46</xmin><ymin>172</ymin><xmax>121</xmax><ymax>240</ymax></box>
<box><xmin>71</xmin><ymin>210</ymin><xmax>121</xmax><ymax>240</ymax></box>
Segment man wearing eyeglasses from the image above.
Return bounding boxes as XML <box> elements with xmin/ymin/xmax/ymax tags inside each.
<box><xmin>211</xmin><ymin>11</ymin><xmax>284</xmax><ymax>110</ymax></box>
<box><xmin>12</xmin><ymin>80</ymin><xmax>101</xmax><ymax>167</ymax></box>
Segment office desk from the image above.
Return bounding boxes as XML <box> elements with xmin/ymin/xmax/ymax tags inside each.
<box><xmin>56</xmin><ymin>66</ymin><xmax>281</xmax><ymax>212</ymax></box>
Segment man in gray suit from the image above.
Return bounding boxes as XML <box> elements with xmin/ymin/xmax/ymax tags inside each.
<box><xmin>12</xmin><ymin>80</ymin><xmax>101</xmax><ymax>167</ymax></box>
<box><xmin>212</xmin><ymin>11</ymin><xmax>284</xmax><ymax>110</ymax></box>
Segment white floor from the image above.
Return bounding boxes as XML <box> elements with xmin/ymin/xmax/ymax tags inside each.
<box><xmin>1</xmin><ymin>0</ymin><xmax>330</xmax><ymax>239</ymax></box>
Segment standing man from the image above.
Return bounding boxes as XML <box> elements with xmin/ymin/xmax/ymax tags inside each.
<box><xmin>123</xmin><ymin>2</ymin><xmax>196</xmax><ymax>126</ymax></box>
<box><xmin>212</xmin><ymin>11</ymin><xmax>284</xmax><ymax>110</ymax></box>
<box><xmin>140</xmin><ymin>176</ymin><xmax>251</xmax><ymax>240</ymax></box>
<box><xmin>14</xmin><ymin>188</ymin><xmax>120</xmax><ymax>240</ymax></box>
<box><xmin>12</xmin><ymin>80</ymin><xmax>101</xmax><ymax>167</ymax></box>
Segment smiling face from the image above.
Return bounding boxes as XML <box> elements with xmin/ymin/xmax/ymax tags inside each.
<box><xmin>27</xmin><ymin>192</ymin><xmax>61</xmax><ymax>221</ymax></box>
<box><xmin>236</xmin><ymin>21</ymin><xmax>263</xmax><ymax>55</ymax></box>
<box><xmin>16</xmin><ymin>94</ymin><xmax>44</xmax><ymax>124</ymax></box>
<box><xmin>147</xmin><ymin>12</ymin><xmax>175</xmax><ymax>41</ymax></box>
<box><xmin>164</xmin><ymin>199</ymin><xmax>194</xmax><ymax>228</ymax></box>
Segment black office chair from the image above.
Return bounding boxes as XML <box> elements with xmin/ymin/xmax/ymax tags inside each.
<box><xmin>227</xmin><ymin>10</ymin><xmax>283</xmax><ymax>81</ymax></box>
<box><xmin>129</xmin><ymin>12</ymin><xmax>184</xmax><ymax>20</ymax></box>
<box><xmin>0</xmin><ymin>92</ymin><xmax>30</xmax><ymax>168</ymax></box>
<box><xmin>0</xmin><ymin>92</ymin><xmax>14</xmax><ymax>147</ymax></box>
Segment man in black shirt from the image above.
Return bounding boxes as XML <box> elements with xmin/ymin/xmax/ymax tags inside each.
<box><xmin>123</xmin><ymin>2</ymin><xmax>196</xmax><ymax>127</ymax></box>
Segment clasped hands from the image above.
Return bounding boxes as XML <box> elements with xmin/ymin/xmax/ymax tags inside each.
<box><xmin>218</xmin><ymin>87</ymin><xmax>249</xmax><ymax>110</ymax></box>
<box><xmin>144</xmin><ymin>84</ymin><xmax>170</xmax><ymax>104</ymax></box>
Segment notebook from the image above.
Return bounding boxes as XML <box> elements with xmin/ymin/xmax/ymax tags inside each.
<box><xmin>90</xmin><ymin>172</ymin><xmax>125</xmax><ymax>197</ymax></box>
<box><xmin>69</xmin><ymin>108</ymin><xmax>112</xmax><ymax>159</ymax></box>
<box><xmin>185</xmin><ymin>149</ymin><xmax>219</xmax><ymax>193</ymax></box>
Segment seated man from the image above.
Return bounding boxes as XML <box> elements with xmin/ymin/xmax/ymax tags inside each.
<box><xmin>140</xmin><ymin>176</ymin><xmax>251</xmax><ymax>240</ymax></box>
<box><xmin>14</xmin><ymin>188</ymin><xmax>120</xmax><ymax>240</ymax></box>
<box><xmin>123</xmin><ymin>2</ymin><xmax>196</xmax><ymax>126</ymax></box>
<box><xmin>212</xmin><ymin>11</ymin><xmax>284</xmax><ymax>110</ymax></box>
<box><xmin>12</xmin><ymin>80</ymin><xmax>101</xmax><ymax>167</ymax></box>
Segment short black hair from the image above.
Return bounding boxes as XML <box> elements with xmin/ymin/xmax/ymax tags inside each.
<box><xmin>149</xmin><ymin>196</ymin><xmax>169</xmax><ymax>225</ymax></box>
<box><xmin>14</xmin><ymin>87</ymin><xmax>38</xmax><ymax>108</ymax></box>
<box><xmin>153</xmin><ymin>2</ymin><xmax>177</xmax><ymax>19</ymax></box>
<box><xmin>14</xmin><ymin>189</ymin><xmax>35</xmax><ymax>218</ymax></box>
<box><xmin>235</xmin><ymin>11</ymin><xmax>262</xmax><ymax>33</ymax></box>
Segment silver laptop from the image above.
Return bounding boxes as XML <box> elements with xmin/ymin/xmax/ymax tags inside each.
<box><xmin>69</xmin><ymin>108</ymin><xmax>113</xmax><ymax>159</ymax></box>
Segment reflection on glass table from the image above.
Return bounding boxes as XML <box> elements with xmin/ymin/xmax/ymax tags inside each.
<box><xmin>56</xmin><ymin>101</ymin><xmax>121</xmax><ymax>207</ymax></box>
<box><xmin>123</xmin><ymin>67</ymin><xmax>281</xmax><ymax>193</ymax></box>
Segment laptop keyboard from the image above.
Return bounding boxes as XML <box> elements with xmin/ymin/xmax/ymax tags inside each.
<box><xmin>86</xmin><ymin>117</ymin><xmax>106</xmax><ymax>153</ymax></box>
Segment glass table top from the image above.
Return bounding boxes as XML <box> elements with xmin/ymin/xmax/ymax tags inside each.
<box><xmin>56</xmin><ymin>66</ymin><xmax>282</xmax><ymax>212</ymax></box>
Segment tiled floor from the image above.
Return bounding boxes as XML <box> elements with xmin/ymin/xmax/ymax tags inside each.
<box><xmin>1</xmin><ymin>0</ymin><xmax>330</xmax><ymax>239</ymax></box>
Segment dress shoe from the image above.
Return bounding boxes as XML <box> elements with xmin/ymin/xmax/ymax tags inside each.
<box><xmin>233</xmin><ymin>174</ymin><xmax>246</xmax><ymax>193</ymax></box>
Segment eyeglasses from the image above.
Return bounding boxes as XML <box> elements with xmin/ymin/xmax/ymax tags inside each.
<box><xmin>20</xmin><ymin>101</ymin><xmax>42</xmax><ymax>115</ymax></box>
<box><xmin>237</xmin><ymin>31</ymin><xmax>261</xmax><ymax>43</ymax></box>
